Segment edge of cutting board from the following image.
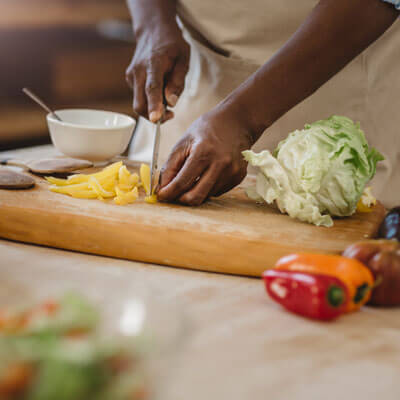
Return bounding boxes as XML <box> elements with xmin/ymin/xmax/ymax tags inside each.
<box><xmin>0</xmin><ymin>178</ymin><xmax>386</xmax><ymax>277</ymax></box>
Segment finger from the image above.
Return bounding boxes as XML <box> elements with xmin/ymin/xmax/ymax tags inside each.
<box><xmin>164</xmin><ymin>57</ymin><xmax>189</xmax><ymax>107</ymax></box>
<box><xmin>178</xmin><ymin>164</ymin><xmax>223</xmax><ymax>206</ymax></box>
<box><xmin>125</xmin><ymin>66</ymin><xmax>133</xmax><ymax>89</ymax></box>
<box><xmin>146</xmin><ymin>61</ymin><xmax>167</xmax><ymax>122</ymax></box>
<box><xmin>157</xmin><ymin>145</ymin><xmax>188</xmax><ymax>191</ymax></box>
<box><xmin>133</xmin><ymin>71</ymin><xmax>147</xmax><ymax>118</ymax></box>
<box><xmin>157</xmin><ymin>155</ymin><xmax>208</xmax><ymax>202</ymax></box>
<box><xmin>209</xmin><ymin>180</ymin><xmax>235</xmax><ymax>198</ymax></box>
<box><xmin>210</xmin><ymin>169</ymin><xmax>246</xmax><ymax>197</ymax></box>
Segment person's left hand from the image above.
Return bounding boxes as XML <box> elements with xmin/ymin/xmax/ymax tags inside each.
<box><xmin>157</xmin><ymin>107</ymin><xmax>254</xmax><ymax>205</ymax></box>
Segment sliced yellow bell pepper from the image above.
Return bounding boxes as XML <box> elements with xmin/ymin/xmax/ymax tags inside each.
<box><xmin>145</xmin><ymin>194</ymin><xmax>158</xmax><ymax>204</ymax></box>
<box><xmin>140</xmin><ymin>163</ymin><xmax>151</xmax><ymax>196</ymax></box>
<box><xmin>88</xmin><ymin>177</ymin><xmax>115</xmax><ymax>198</ymax></box>
<box><xmin>114</xmin><ymin>186</ymin><xmax>138</xmax><ymax>205</ymax></box>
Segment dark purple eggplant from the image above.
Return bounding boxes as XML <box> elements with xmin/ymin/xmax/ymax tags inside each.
<box><xmin>378</xmin><ymin>207</ymin><xmax>400</xmax><ymax>241</ymax></box>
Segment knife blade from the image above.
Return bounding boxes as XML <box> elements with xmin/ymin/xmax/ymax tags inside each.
<box><xmin>149</xmin><ymin>118</ymin><xmax>162</xmax><ymax>195</ymax></box>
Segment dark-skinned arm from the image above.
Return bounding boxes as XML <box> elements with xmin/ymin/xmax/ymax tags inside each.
<box><xmin>126</xmin><ymin>0</ymin><xmax>190</xmax><ymax>123</ymax></box>
<box><xmin>157</xmin><ymin>0</ymin><xmax>398</xmax><ymax>205</ymax></box>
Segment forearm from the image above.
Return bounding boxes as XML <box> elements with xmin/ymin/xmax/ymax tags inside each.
<box><xmin>222</xmin><ymin>0</ymin><xmax>399</xmax><ymax>143</ymax></box>
<box><xmin>126</xmin><ymin>0</ymin><xmax>179</xmax><ymax>37</ymax></box>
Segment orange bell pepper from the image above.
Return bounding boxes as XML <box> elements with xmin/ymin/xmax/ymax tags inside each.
<box><xmin>275</xmin><ymin>253</ymin><xmax>374</xmax><ymax>312</ymax></box>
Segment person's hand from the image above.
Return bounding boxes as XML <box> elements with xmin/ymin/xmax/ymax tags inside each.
<box><xmin>157</xmin><ymin>107</ymin><xmax>254</xmax><ymax>205</ymax></box>
<box><xmin>126</xmin><ymin>24</ymin><xmax>190</xmax><ymax>123</ymax></box>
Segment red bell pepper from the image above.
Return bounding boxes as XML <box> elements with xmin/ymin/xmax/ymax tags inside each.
<box><xmin>262</xmin><ymin>269</ymin><xmax>349</xmax><ymax>321</ymax></box>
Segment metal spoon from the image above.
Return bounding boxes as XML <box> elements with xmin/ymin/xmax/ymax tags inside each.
<box><xmin>22</xmin><ymin>87</ymin><xmax>63</xmax><ymax>122</ymax></box>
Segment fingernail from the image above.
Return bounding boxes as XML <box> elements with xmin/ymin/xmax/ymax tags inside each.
<box><xmin>167</xmin><ymin>94</ymin><xmax>178</xmax><ymax>107</ymax></box>
<box><xmin>149</xmin><ymin>111</ymin><xmax>162</xmax><ymax>123</ymax></box>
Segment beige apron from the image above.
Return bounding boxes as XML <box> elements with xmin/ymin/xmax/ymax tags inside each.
<box><xmin>129</xmin><ymin>0</ymin><xmax>399</xmax><ymax>208</ymax></box>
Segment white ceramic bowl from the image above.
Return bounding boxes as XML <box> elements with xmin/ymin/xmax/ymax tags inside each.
<box><xmin>47</xmin><ymin>109</ymin><xmax>136</xmax><ymax>162</ymax></box>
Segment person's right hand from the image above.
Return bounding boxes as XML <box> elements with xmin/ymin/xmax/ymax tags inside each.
<box><xmin>126</xmin><ymin>24</ymin><xmax>190</xmax><ymax>123</ymax></box>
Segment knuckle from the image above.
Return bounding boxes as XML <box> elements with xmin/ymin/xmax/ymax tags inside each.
<box><xmin>231</xmin><ymin>163</ymin><xmax>243</xmax><ymax>176</ymax></box>
<box><xmin>128</xmin><ymin>64</ymin><xmax>141</xmax><ymax>76</ymax></box>
<box><xmin>148</xmin><ymin>56</ymin><xmax>163</xmax><ymax>71</ymax></box>
<box><xmin>145</xmin><ymin>79</ymin><xmax>161</xmax><ymax>93</ymax></box>
<box><xmin>133</xmin><ymin>101</ymin><xmax>146</xmax><ymax>116</ymax></box>
<box><xmin>217</xmin><ymin>155</ymin><xmax>232</xmax><ymax>169</ymax></box>
<box><xmin>172</xmin><ymin>180</ymin><xmax>185</xmax><ymax>192</ymax></box>
<box><xmin>182</xmin><ymin>194</ymin><xmax>203</xmax><ymax>206</ymax></box>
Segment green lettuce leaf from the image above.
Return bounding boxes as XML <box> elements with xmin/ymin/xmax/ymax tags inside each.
<box><xmin>243</xmin><ymin>115</ymin><xmax>384</xmax><ymax>227</ymax></box>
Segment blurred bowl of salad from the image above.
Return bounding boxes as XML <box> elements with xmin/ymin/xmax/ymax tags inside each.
<box><xmin>0</xmin><ymin>291</ymin><xmax>188</xmax><ymax>400</ymax></box>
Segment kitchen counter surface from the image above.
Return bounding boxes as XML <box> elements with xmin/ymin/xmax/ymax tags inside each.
<box><xmin>1</xmin><ymin>145</ymin><xmax>400</xmax><ymax>400</ymax></box>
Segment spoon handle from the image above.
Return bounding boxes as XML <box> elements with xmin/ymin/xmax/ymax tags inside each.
<box><xmin>22</xmin><ymin>87</ymin><xmax>63</xmax><ymax>122</ymax></box>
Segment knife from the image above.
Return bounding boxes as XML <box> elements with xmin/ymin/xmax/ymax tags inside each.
<box><xmin>149</xmin><ymin>116</ymin><xmax>162</xmax><ymax>195</ymax></box>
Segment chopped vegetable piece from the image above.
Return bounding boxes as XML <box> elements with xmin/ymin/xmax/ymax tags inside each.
<box><xmin>140</xmin><ymin>164</ymin><xmax>151</xmax><ymax>196</ymax></box>
<box><xmin>47</xmin><ymin>162</ymin><xmax>156</xmax><ymax>206</ymax></box>
<box><xmin>88</xmin><ymin>177</ymin><xmax>115</xmax><ymax>198</ymax></box>
<box><xmin>144</xmin><ymin>194</ymin><xmax>157</xmax><ymax>204</ymax></box>
<box><xmin>114</xmin><ymin>187</ymin><xmax>138</xmax><ymax>205</ymax></box>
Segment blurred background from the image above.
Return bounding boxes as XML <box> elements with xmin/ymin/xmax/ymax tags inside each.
<box><xmin>0</xmin><ymin>0</ymin><xmax>135</xmax><ymax>151</ymax></box>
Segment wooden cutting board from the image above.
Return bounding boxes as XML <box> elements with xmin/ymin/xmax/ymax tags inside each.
<box><xmin>0</xmin><ymin>173</ymin><xmax>385</xmax><ymax>276</ymax></box>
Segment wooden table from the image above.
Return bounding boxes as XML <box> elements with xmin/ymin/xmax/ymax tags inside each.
<box><xmin>1</xmin><ymin>145</ymin><xmax>400</xmax><ymax>400</ymax></box>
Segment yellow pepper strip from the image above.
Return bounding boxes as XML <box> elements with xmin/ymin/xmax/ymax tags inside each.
<box><xmin>49</xmin><ymin>182</ymin><xmax>90</xmax><ymax>194</ymax></box>
<box><xmin>118</xmin><ymin>165</ymin><xmax>131</xmax><ymax>185</ymax></box>
<box><xmin>117</xmin><ymin>167</ymin><xmax>139</xmax><ymax>191</ymax></box>
<box><xmin>88</xmin><ymin>177</ymin><xmax>115</xmax><ymax>198</ymax></box>
<box><xmin>145</xmin><ymin>194</ymin><xmax>158</xmax><ymax>204</ymax></box>
<box><xmin>69</xmin><ymin>191</ymin><xmax>98</xmax><ymax>199</ymax></box>
<box><xmin>129</xmin><ymin>173</ymin><xmax>139</xmax><ymax>187</ymax></box>
<box><xmin>100</xmin><ymin>177</ymin><xmax>117</xmax><ymax>192</ymax></box>
<box><xmin>50</xmin><ymin>184</ymin><xmax>98</xmax><ymax>199</ymax></box>
<box><xmin>114</xmin><ymin>186</ymin><xmax>138</xmax><ymax>205</ymax></box>
<box><xmin>46</xmin><ymin>162</ymin><xmax>123</xmax><ymax>186</ymax></box>
<box><xmin>140</xmin><ymin>163</ymin><xmax>151</xmax><ymax>196</ymax></box>
<box><xmin>71</xmin><ymin>162</ymin><xmax>123</xmax><ymax>183</ymax></box>
<box><xmin>117</xmin><ymin>184</ymin><xmax>134</xmax><ymax>191</ymax></box>
<box><xmin>47</xmin><ymin>162</ymin><xmax>159</xmax><ymax>206</ymax></box>
<box><xmin>45</xmin><ymin>176</ymin><xmax>70</xmax><ymax>186</ymax></box>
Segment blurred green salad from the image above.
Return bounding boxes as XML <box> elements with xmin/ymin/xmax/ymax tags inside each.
<box><xmin>0</xmin><ymin>293</ymin><xmax>149</xmax><ymax>400</ymax></box>
<box><xmin>243</xmin><ymin>115</ymin><xmax>383</xmax><ymax>227</ymax></box>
